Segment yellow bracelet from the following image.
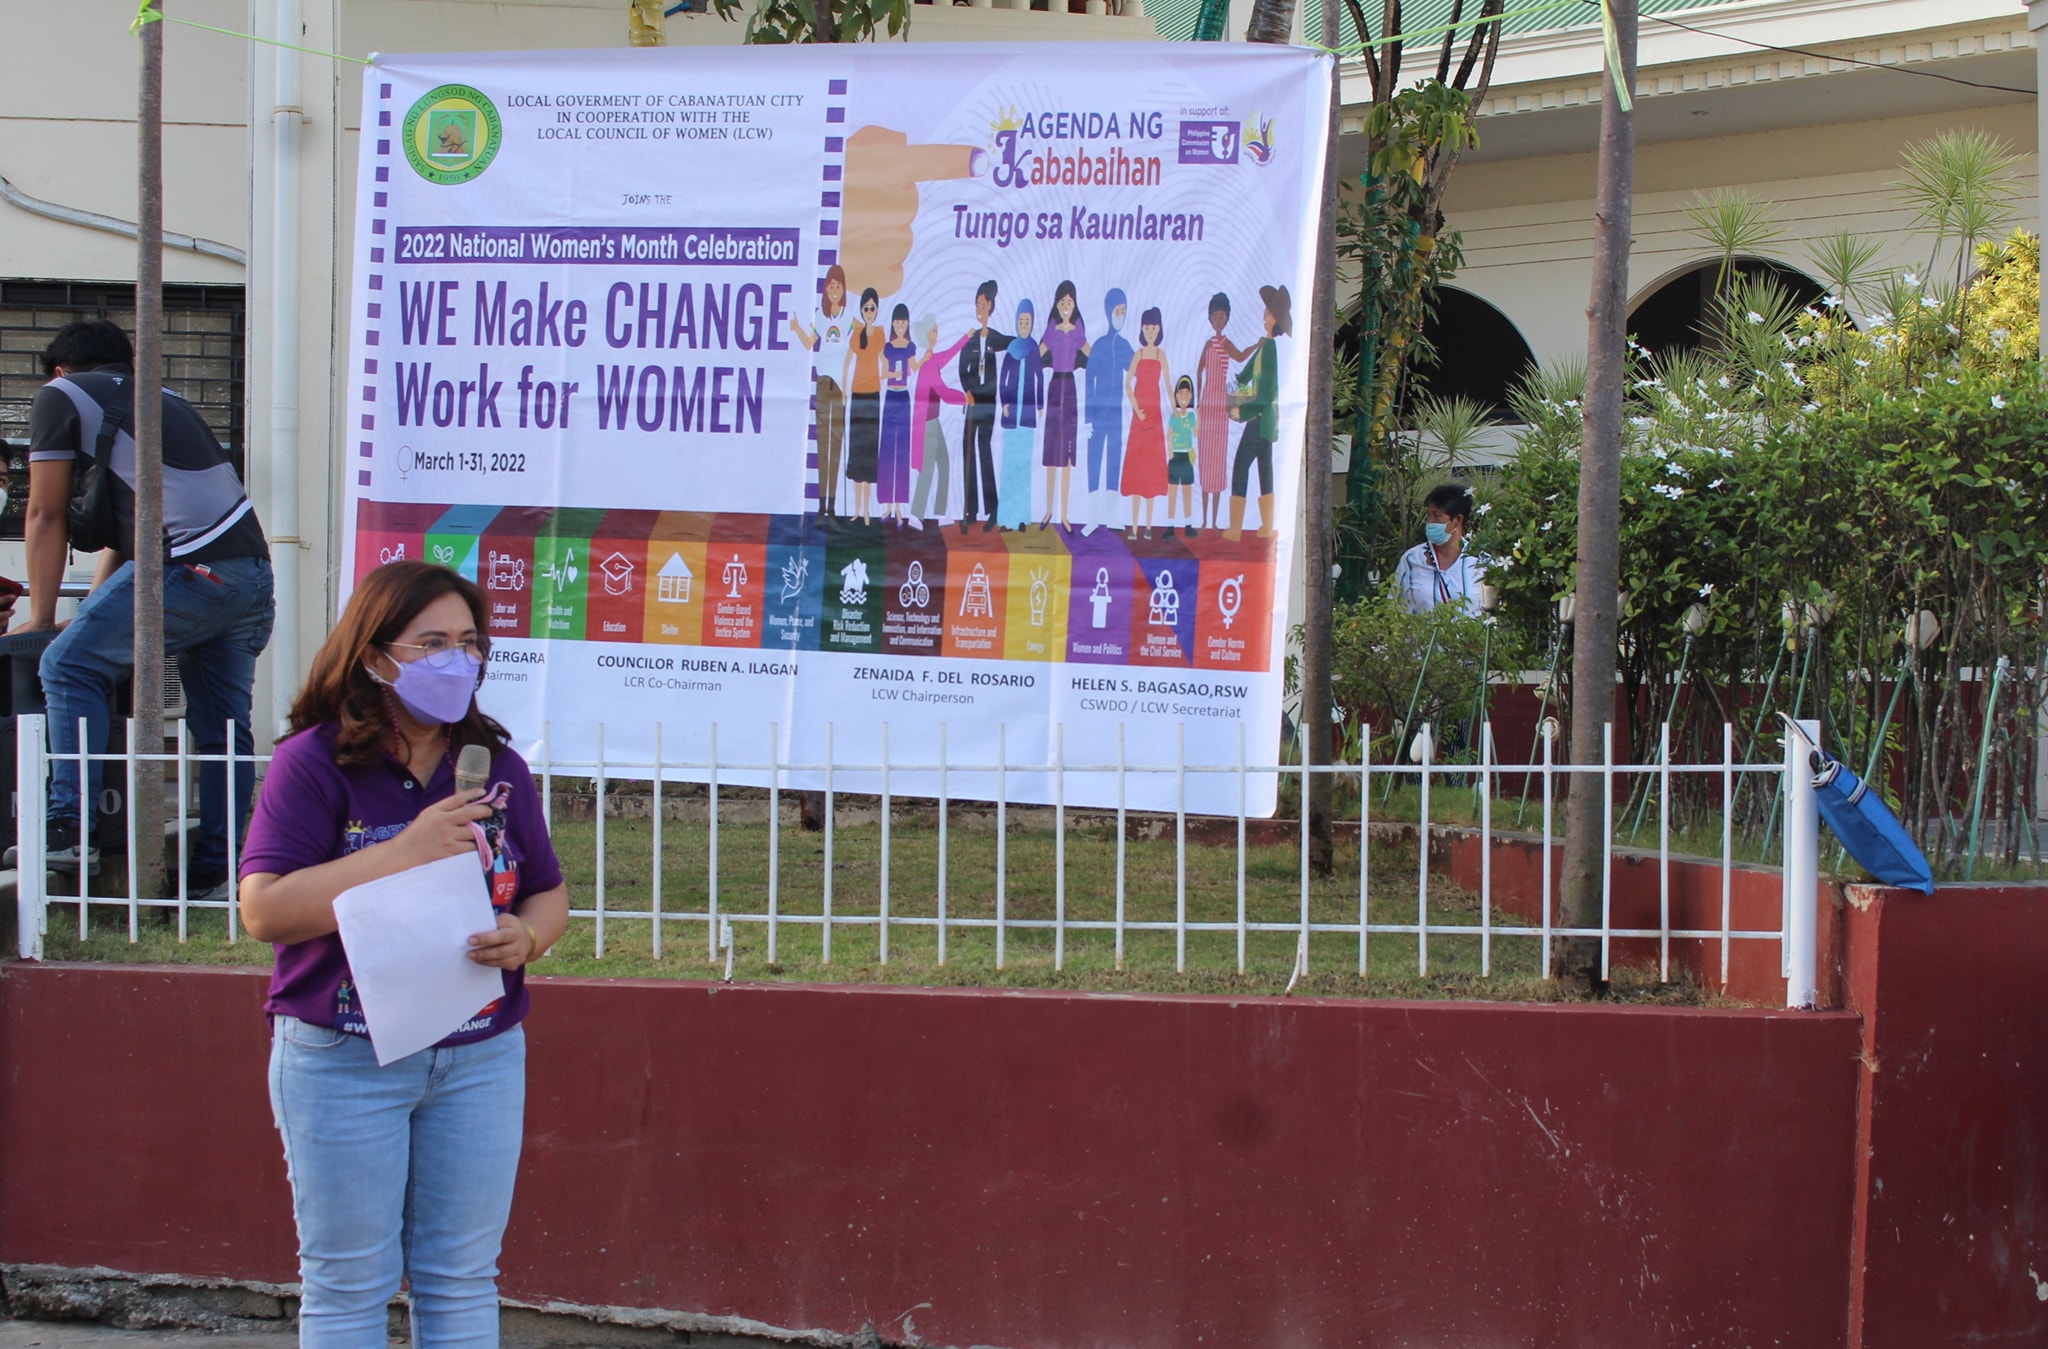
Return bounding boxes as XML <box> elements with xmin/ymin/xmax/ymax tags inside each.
<box><xmin>520</xmin><ymin>919</ymin><xmax>542</xmax><ymax>964</ymax></box>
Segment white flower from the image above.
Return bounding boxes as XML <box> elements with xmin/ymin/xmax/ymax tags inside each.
<box><xmin>1664</xmin><ymin>461</ymin><xmax>1687</xmax><ymax>477</ymax></box>
<box><xmin>1717</xmin><ymin>374</ymin><xmax>1731</xmax><ymax>389</ymax></box>
<box><xmin>1803</xmin><ymin>402</ymin><xmax>1820</xmax><ymax>413</ymax></box>
<box><xmin>1992</xmin><ymin>394</ymin><xmax>2008</xmax><ymax>409</ymax></box>
<box><xmin>1699</xmin><ymin>583</ymin><xmax>1716</xmax><ymax>596</ymax></box>
<box><xmin>1855</xmin><ymin>358</ymin><xmax>1871</xmax><ymax>368</ymax></box>
<box><xmin>1540</xmin><ymin>520</ymin><xmax>1555</xmax><ymax>533</ymax></box>
<box><xmin>1947</xmin><ymin>377</ymin><xmax>1960</xmax><ymax>386</ymax></box>
<box><xmin>1476</xmin><ymin>502</ymin><xmax>1492</xmax><ymax>515</ymax></box>
<box><xmin>1746</xmin><ymin>311</ymin><xmax>1765</xmax><ymax>324</ymax></box>
<box><xmin>1708</xmin><ymin>478</ymin><xmax>1724</xmax><ymax>489</ymax></box>
<box><xmin>1921</xmin><ymin>295</ymin><xmax>1940</xmax><ymax>310</ymax></box>
<box><xmin>1650</xmin><ymin>482</ymin><xmax>1686</xmax><ymax>500</ymax></box>
<box><xmin>1903</xmin><ymin>271</ymin><xmax>1920</xmax><ymax>287</ymax></box>
<box><xmin>1822</xmin><ymin>295</ymin><xmax>1842</xmax><ymax>309</ymax></box>
<box><xmin>1911</xmin><ymin>386</ymin><xmax>1924</xmax><ymax>396</ymax></box>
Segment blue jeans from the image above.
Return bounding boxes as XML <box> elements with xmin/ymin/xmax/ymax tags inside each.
<box><xmin>269</xmin><ymin>1016</ymin><xmax>526</xmax><ymax>1349</ymax></box>
<box><xmin>42</xmin><ymin>554</ymin><xmax>274</xmax><ymax>873</ymax></box>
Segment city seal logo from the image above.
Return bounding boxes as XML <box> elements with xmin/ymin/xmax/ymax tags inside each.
<box><xmin>403</xmin><ymin>84</ymin><xmax>502</xmax><ymax>185</ymax></box>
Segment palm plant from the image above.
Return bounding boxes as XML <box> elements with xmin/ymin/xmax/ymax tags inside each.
<box><xmin>1714</xmin><ymin>272</ymin><xmax>1806</xmax><ymax>406</ymax></box>
<box><xmin>1505</xmin><ymin>356</ymin><xmax>1588</xmax><ymax>460</ymax></box>
<box><xmin>1897</xmin><ymin>129</ymin><xmax>2022</xmax><ymax>290</ymax></box>
<box><xmin>1683</xmin><ymin>188</ymin><xmax>1784</xmax><ymax>298</ymax></box>
<box><xmin>1805</xmin><ymin>229</ymin><xmax>1886</xmax><ymax>314</ymax></box>
<box><xmin>1411</xmin><ymin>392</ymin><xmax>1492</xmax><ymax>476</ymax></box>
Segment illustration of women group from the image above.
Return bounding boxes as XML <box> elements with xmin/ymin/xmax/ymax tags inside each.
<box><xmin>791</xmin><ymin>271</ymin><xmax>1290</xmax><ymax>542</ymax></box>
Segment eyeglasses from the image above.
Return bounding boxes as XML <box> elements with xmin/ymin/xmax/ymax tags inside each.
<box><xmin>384</xmin><ymin>637</ymin><xmax>487</xmax><ymax>660</ymax></box>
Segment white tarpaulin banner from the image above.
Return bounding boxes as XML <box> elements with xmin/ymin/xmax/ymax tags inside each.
<box><xmin>344</xmin><ymin>42</ymin><xmax>1330</xmax><ymax>813</ymax></box>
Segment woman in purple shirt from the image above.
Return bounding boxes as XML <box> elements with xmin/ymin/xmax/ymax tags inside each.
<box><xmin>240</xmin><ymin>560</ymin><xmax>569</xmax><ymax>1349</ymax></box>
<box><xmin>877</xmin><ymin>302</ymin><xmax>919</xmax><ymax>523</ymax></box>
<box><xmin>1038</xmin><ymin>280</ymin><xmax>1088</xmax><ymax>531</ymax></box>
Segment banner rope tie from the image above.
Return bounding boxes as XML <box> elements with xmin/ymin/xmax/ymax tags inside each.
<box><xmin>131</xmin><ymin>3</ymin><xmax>371</xmax><ymax>63</ymax></box>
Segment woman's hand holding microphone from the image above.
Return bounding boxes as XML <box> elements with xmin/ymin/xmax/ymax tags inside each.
<box><xmin>386</xmin><ymin>791</ymin><xmax>538</xmax><ymax>968</ymax></box>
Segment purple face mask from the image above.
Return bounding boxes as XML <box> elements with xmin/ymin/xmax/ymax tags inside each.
<box><xmin>374</xmin><ymin>646</ymin><xmax>482</xmax><ymax>725</ymax></box>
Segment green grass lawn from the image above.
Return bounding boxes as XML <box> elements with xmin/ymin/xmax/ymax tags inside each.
<box><xmin>23</xmin><ymin>813</ymin><xmax>1718</xmax><ymax>1004</ymax></box>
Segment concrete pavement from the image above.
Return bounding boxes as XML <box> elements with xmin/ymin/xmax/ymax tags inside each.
<box><xmin>0</xmin><ymin>1327</ymin><xmax>288</xmax><ymax>1349</ymax></box>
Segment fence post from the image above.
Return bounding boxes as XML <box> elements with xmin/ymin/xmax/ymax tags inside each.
<box><xmin>16</xmin><ymin>714</ymin><xmax>46</xmax><ymax>960</ymax></box>
<box><xmin>1782</xmin><ymin>717</ymin><xmax>1821</xmax><ymax>1008</ymax></box>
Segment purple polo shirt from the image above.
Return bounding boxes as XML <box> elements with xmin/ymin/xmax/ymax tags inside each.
<box><xmin>242</xmin><ymin>723</ymin><xmax>563</xmax><ymax>1047</ymax></box>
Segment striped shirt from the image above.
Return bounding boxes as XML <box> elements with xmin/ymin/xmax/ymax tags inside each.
<box><xmin>29</xmin><ymin>365</ymin><xmax>267</xmax><ymax>563</ymax></box>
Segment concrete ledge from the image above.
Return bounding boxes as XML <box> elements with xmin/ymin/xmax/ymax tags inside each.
<box><xmin>0</xmin><ymin>1266</ymin><xmax>880</xmax><ymax>1349</ymax></box>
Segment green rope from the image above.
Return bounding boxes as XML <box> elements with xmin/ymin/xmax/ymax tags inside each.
<box><xmin>132</xmin><ymin>4</ymin><xmax>370</xmax><ymax>63</ymax></box>
<box><xmin>1597</xmin><ymin>0</ymin><xmax>1634</xmax><ymax>111</ymax></box>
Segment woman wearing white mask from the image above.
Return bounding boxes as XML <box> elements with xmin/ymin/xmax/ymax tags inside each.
<box><xmin>1394</xmin><ymin>482</ymin><xmax>1487</xmax><ymax>615</ymax></box>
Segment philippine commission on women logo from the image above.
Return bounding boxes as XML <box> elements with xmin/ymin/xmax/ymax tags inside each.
<box><xmin>403</xmin><ymin>84</ymin><xmax>503</xmax><ymax>185</ymax></box>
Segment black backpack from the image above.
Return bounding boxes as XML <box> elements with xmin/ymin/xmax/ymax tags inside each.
<box><xmin>66</xmin><ymin>380</ymin><xmax>131</xmax><ymax>555</ymax></box>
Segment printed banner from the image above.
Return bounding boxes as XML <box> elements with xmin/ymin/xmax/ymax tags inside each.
<box><xmin>346</xmin><ymin>43</ymin><xmax>1330</xmax><ymax>813</ymax></box>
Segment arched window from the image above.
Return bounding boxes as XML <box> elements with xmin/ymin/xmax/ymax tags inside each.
<box><xmin>1338</xmin><ymin>287</ymin><xmax>1536</xmax><ymax>424</ymax></box>
<box><xmin>1629</xmin><ymin>258</ymin><xmax>1828</xmax><ymax>366</ymax></box>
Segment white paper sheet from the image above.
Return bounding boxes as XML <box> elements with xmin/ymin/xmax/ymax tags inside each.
<box><xmin>332</xmin><ymin>851</ymin><xmax>507</xmax><ymax>1066</ymax></box>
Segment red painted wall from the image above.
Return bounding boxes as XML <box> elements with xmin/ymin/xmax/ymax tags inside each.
<box><xmin>1</xmin><ymin>962</ymin><xmax>1863</xmax><ymax>1348</ymax></box>
<box><xmin>1842</xmin><ymin>885</ymin><xmax>2048</xmax><ymax>1349</ymax></box>
<box><xmin>1436</xmin><ymin>830</ymin><xmax>1846</xmax><ymax>1006</ymax></box>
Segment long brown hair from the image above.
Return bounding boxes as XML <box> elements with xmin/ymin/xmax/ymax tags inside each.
<box><xmin>288</xmin><ymin>560</ymin><xmax>510</xmax><ymax>768</ymax></box>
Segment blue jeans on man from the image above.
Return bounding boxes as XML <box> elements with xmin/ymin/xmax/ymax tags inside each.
<box><xmin>42</xmin><ymin>554</ymin><xmax>275</xmax><ymax>879</ymax></box>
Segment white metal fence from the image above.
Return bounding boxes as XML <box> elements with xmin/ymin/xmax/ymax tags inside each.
<box><xmin>10</xmin><ymin>713</ymin><xmax>1823</xmax><ymax>1006</ymax></box>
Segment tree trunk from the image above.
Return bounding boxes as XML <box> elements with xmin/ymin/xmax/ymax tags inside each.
<box><xmin>1243</xmin><ymin>0</ymin><xmax>1298</xmax><ymax>47</ymax></box>
<box><xmin>1556</xmin><ymin>0</ymin><xmax>1635</xmax><ymax>991</ymax></box>
<box><xmin>133</xmin><ymin>4</ymin><xmax>167</xmax><ymax>901</ymax></box>
<box><xmin>811</xmin><ymin>0</ymin><xmax>837</xmax><ymax>42</ymax></box>
<box><xmin>1297</xmin><ymin>0</ymin><xmax>1341</xmax><ymax>873</ymax></box>
<box><xmin>1246</xmin><ymin>0</ymin><xmax>1335</xmax><ymax>869</ymax></box>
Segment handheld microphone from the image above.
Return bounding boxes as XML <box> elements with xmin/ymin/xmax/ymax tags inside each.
<box><xmin>455</xmin><ymin>744</ymin><xmax>512</xmax><ymax>898</ymax></box>
<box><xmin>456</xmin><ymin>744</ymin><xmax>492</xmax><ymax>796</ymax></box>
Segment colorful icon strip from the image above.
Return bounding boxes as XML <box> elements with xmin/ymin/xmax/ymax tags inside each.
<box><xmin>357</xmin><ymin>500</ymin><xmax>1277</xmax><ymax>672</ymax></box>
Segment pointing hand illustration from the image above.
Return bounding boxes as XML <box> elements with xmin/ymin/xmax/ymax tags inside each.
<box><xmin>842</xmin><ymin>125</ymin><xmax>986</xmax><ymax>297</ymax></box>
